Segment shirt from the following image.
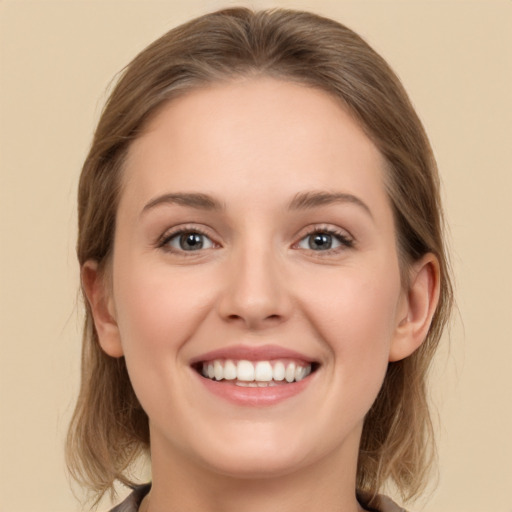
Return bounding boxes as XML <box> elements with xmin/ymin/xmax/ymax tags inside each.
<box><xmin>109</xmin><ymin>484</ymin><xmax>408</xmax><ymax>512</ymax></box>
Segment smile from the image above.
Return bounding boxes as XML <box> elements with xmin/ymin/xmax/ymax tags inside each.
<box><xmin>190</xmin><ymin>345</ymin><xmax>319</xmax><ymax>405</ymax></box>
<box><xmin>200</xmin><ymin>359</ymin><xmax>313</xmax><ymax>386</ymax></box>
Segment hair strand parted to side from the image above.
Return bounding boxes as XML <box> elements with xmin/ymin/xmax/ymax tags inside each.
<box><xmin>68</xmin><ymin>7</ymin><xmax>453</xmax><ymax>506</ymax></box>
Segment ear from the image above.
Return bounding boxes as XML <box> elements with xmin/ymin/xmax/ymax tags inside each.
<box><xmin>389</xmin><ymin>253</ymin><xmax>441</xmax><ymax>362</ymax></box>
<box><xmin>81</xmin><ymin>260</ymin><xmax>124</xmax><ymax>358</ymax></box>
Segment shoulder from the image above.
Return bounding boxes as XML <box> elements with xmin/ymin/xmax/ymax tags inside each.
<box><xmin>107</xmin><ymin>485</ymin><xmax>406</xmax><ymax>512</ymax></box>
<box><xmin>359</xmin><ymin>493</ymin><xmax>408</xmax><ymax>512</ymax></box>
<box><xmin>109</xmin><ymin>484</ymin><xmax>151</xmax><ymax>512</ymax></box>
<box><xmin>375</xmin><ymin>495</ymin><xmax>408</xmax><ymax>512</ymax></box>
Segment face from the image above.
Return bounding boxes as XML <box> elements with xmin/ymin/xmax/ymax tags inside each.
<box><xmin>90</xmin><ymin>77</ymin><xmax>422</xmax><ymax>480</ymax></box>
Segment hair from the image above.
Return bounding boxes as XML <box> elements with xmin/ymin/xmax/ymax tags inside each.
<box><xmin>67</xmin><ymin>7</ymin><xmax>453</xmax><ymax>507</ymax></box>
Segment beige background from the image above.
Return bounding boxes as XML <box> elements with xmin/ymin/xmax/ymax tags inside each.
<box><xmin>1</xmin><ymin>1</ymin><xmax>511</xmax><ymax>511</ymax></box>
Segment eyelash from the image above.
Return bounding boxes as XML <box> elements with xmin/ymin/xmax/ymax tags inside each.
<box><xmin>156</xmin><ymin>225</ymin><xmax>354</xmax><ymax>255</ymax></box>
<box><xmin>157</xmin><ymin>226</ymin><xmax>216</xmax><ymax>255</ymax></box>
<box><xmin>295</xmin><ymin>226</ymin><xmax>354</xmax><ymax>254</ymax></box>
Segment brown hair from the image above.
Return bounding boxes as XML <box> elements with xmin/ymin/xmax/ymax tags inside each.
<box><xmin>67</xmin><ymin>7</ymin><xmax>453</xmax><ymax>506</ymax></box>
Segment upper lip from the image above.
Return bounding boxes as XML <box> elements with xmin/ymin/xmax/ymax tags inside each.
<box><xmin>189</xmin><ymin>344</ymin><xmax>318</xmax><ymax>365</ymax></box>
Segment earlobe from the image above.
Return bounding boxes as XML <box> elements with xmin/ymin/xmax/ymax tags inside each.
<box><xmin>389</xmin><ymin>254</ymin><xmax>441</xmax><ymax>362</ymax></box>
<box><xmin>81</xmin><ymin>260</ymin><xmax>124</xmax><ymax>358</ymax></box>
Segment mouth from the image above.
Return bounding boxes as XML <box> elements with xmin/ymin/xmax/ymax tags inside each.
<box><xmin>192</xmin><ymin>358</ymin><xmax>319</xmax><ymax>387</ymax></box>
<box><xmin>190</xmin><ymin>345</ymin><xmax>320</xmax><ymax>405</ymax></box>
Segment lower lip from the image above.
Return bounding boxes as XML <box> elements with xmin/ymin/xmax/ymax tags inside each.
<box><xmin>195</xmin><ymin>373</ymin><xmax>314</xmax><ymax>406</ymax></box>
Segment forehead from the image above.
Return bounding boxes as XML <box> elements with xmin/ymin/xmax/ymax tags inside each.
<box><xmin>121</xmin><ymin>77</ymin><xmax>388</xmax><ymax>214</ymax></box>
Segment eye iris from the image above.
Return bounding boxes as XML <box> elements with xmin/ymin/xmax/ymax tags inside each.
<box><xmin>180</xmin><ymin>233</ymin><xmax>204</xmax><ymax>250</ymax></box>
<box><xmin>309</xmin><ymin>233</ymin><xmax>332</xmax><ymax>250</ymax></box>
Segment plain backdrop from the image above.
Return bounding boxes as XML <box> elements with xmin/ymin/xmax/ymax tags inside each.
<box><xmin>1</xmin><ymin>1</ymin><xmax>511</xmax><ymax>511</ymax></box>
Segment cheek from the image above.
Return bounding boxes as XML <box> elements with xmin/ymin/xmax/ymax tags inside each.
<box><xmin>112</xmin><ymin>262</ymin><xmax>215</xmax><ymax>358</ymax></box>
<box><xmin>300</xmin><ymin>261</ymin><xmax>402</xmax><ymax>382</ymax></box>
<box><xmin>307</xmin><ymin>266</ymin><xmax>400</xmax><ymax>338</ymax></box>
<box><xmin>111</xmin><ymin>262</ymin><xmax>219</xmax><ymax>424</ymax></box>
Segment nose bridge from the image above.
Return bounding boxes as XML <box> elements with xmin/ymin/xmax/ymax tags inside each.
<box><xmin>219</xmin><ymin>233</ymin><xmax>290</xmax><ymax>328</ymax></box>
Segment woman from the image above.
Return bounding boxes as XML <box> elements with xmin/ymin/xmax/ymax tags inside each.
<box><xmin>67</xmin><ymin>8</ymin><xmax>453</xmax><ymax>512</ymax></box>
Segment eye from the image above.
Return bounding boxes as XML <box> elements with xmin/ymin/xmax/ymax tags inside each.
<box><xmin>296</xmin><ymin>230</ymin><xmax>353</xmax><ymax>251</ymax></box>
<box><xmin>162</xmin><ymin>231</ymin><xmax>215</xmax><ymax>252</ymax></box>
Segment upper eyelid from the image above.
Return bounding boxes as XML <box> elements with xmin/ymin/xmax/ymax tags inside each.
<box><xmin>157</xmin><ymin>225</ymin><xmax>217</xmax><ymax>247</ymax></box>
<box><xmin>155</xmin><ymin>223</ymin><xmax>354</xmax><ymax>247</ymax></box>
<box><xmin>292</xmin><ymin>226</ymin><xmax>355</xmax><ymax>253</ymax></box>
<box><xmin>295</xmin><ymin>224</ymin><xmax>354</xmax><ymax>241</ymax></box>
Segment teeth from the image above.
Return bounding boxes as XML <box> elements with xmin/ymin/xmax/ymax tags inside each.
<box><xmin>200</xmin><ymin>359</ymin><xmax>313</xmax><ymax>384</ymax></box>
<box><xmin>237</xmin><ymin>381</ymin><xmax>258</xmax><ymax>387</ymax></box>
<box><xmin>237</xmin><ymin>360</ymin><xmax>255</xmax><ymax>381</ymax></box>
<box><xmin>214</xmin><ymin>360</ymin><xmax>223</xmax><ymax>381</ymax></box>
<box><xmin>295</xmin><ymin>366</ymin><xmax>306</xmax><ymax>381</ymax></box>
<box><xmin>224</xmin><ymin>360</ymin><xmax>237</xmax><ymax>380</ymax></box>
<box><xmin>254</xmin><ymin>361</ymin><xmax>273</xmax><ymax>381</ymax></box>
<box><xmin>285</xmin><ymin>363</ymin><xmax>296</xmax><ymax>383</ymax></box>
<box><xmin>236</xmin><ymin>381</ymin><xmax>278</xmax><ymax>388</ymax></box>
<box><xmin>273</xmin><ymin>361</ymin><xmax>285</xmax><ymax>381</ymax></box>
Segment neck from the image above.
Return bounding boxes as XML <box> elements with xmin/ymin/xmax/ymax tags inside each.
<box><xmin>146</xmin><ymin>429</ymin><xmax>365</xmax><ymax>512</ymax></box>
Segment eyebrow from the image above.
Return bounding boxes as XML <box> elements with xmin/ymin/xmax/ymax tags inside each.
<box><xmin>140</xmin><ymin>190</ymin><xmax>373</xmax><ymax>219</ymax></box>
<box><xmin>141</xmin><ymin>192</ymin><xmax>224</xmax><ymax>216</ymax></box>
<box><xmin>289</xmin><ymin>191</ymin><xmax>373</xmax><ymax>219</ymax></box>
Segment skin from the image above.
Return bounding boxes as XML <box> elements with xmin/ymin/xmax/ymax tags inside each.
<box><xmin>83</xmin><ymin>77</ymin><xmax>440</xmax><ymax>512</ymax></box>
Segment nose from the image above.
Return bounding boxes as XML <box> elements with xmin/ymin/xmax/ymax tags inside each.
<box><xmin>217</xmin><ymin>242</ymin><xmax>292</xmax><ymax>330</ymax></box>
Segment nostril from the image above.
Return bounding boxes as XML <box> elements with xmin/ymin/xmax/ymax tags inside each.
<box><xmin>224</xmin><ymin>313</ymin><xmax>282</xmax><ymax>326</ymax></box>
<box><xmin>226</xmin><ymin>314</ymin><xmax>242</xmax><ymax>322</ymax></box>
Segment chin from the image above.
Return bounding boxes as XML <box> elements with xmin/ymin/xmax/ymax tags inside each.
<box><xmin>188</xmin><ymin>426</ymin><xmax>322</xmax><ymax>479</ymax></box>
<box><xmin>200</xmin><ymin>450</ymin><xmax>310</xmax><ymax>480</ymax></box>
